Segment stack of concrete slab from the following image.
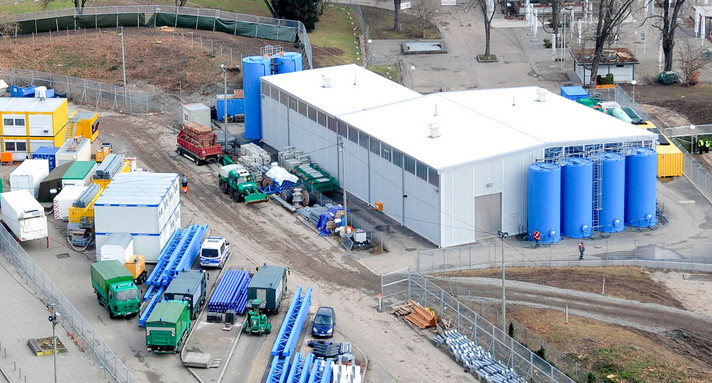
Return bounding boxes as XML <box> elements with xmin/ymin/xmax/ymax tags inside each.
<box><xmin>93</xmin><ymin>173</ymin><xmax>181</xmax><ymax>263</ymax></box>
<box><xmin>240</xmin><ymin>143</ymin><xmax>271</xmax><ymax>165</ymax></box>
<box><xmin>278</xmin><ymin>147</ymin><xmax>310</xmax><ymax>172</ymax></box>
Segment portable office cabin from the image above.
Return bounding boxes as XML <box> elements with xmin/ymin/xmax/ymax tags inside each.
<box><xmin>0</xmin><ymin>97</ymin><xmax>70</xmax><ymax>161</ymax></box>
<box><xmin>62</xmin><ymin>161</ymin><xmax>97</xmax><ymax>187</ymax></box>
<box><xmin>69</xmin><ymin>112</ymin><xmax>100</xmax><ymax>143</ymax></box>
<box><xmin>246</xmin><ymin>265</ymin><xmax>287</xmax><ymax>313</ymax></box>
<box><xmin>56</xmin><ymin>137</ymin><xmax>91</xmax><ymax>167</ymax></box>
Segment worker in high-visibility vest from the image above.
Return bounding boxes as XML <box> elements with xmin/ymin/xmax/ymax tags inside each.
<box><xmin>698</xmin><ymin>138</ymin><xmax>705</xmax><ymax>154</ymax></box>
<box><xmin>181</xmin><ymin>175</ymin><xmax>189</xmax><ymax>193</ymax></box>
<box><xmin>533</xmin><ymin>230</ymin><xmax>541</xmax><ymax>248</ymax></box>
<box><xmin>706</xmin><ymin>139</ymin><xmax>711</xmax><ymax>154</ymax></box>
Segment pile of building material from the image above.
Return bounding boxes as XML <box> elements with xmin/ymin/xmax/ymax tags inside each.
<box><xmin>294</xmin><ymin>163</ymin><xmax>339</xmax><ymax>194</ymax></box>
<box><xmin>181</xmin><ymin>122</ymin><xmax>215</xmax><ymax>146</ymax></box>
<box><xmin>433</xmin><ymin>330</ymin><xmax>526</xmax><ymax>383</ymax></box>
<box><xmin>207</xmin><ymin>269</ymin><xmax>251</xmax><ymax>314</ymax></box>
<box><xmin>390</xmin><ymin>300</ymin><xmax>436</xmax><ymax>329</ymax></box>
<box><xmin>278</xmin><ymin>146</ymin><xmax>310</xmax><ymax>171</ymax></box>
<box><xmin>240</xmin><ymin>143</ymin><xmax>271</xmax><ymax>165</ymax></box>
<box><xmin>94</xmin><ymin>153</ymin><xmax>125</xmax><ymax>179</ymax></box>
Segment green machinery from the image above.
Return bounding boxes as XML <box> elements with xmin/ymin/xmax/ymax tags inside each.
<box><xmin>218</xmin><ymin>157</ymin><xmax>269</xmax><ymax>204</ymax></box>
<box><xmin>294</xmin><ymin>163</ymin><xmax>340</xmax><ymax>194</ymax></box>
<box><xmin>242</xmin><ymin>299</ymin><xmax>272</xmax><ymax>335</ymax></box>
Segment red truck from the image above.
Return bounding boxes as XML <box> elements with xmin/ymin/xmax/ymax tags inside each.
<box><xmin>176</xmin><ymin>122</ymin><xmax>222</xmax><ymax>165</ymax></box>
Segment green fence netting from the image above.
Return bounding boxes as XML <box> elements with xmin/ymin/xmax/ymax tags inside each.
<box><xmin>145</xmin><ymin>12</ymin><xmax>297</xmax><ymax>42</ymax></box>
<box><xmin>18</xmin><ymin>13</ymin><xmax>145</xmax><ymax>34</ymax></box>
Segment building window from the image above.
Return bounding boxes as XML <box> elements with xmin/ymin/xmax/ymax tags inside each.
<box><xmin>15</xmin><ymin>119</ymin><xmax>25</xmax><ymax>126</ymax></box>
<box><xmin>261</xmin><ymin>82</ymin><xmax>269</xmax><ymax>96</ymax></box>
<box><xmin>289</xmin><ymin>97</ymin><xmax>297</xmax><ymax>111</ymax></box>
<box><xmin>416</xmin><ymin>162</ymin><xmax>428</xmax><ymax>181</ymax></box>
<box><xmin>280</xmin><ymin>91</ymin><xmax>288</xmax><ymax>106</ymax></box>
<box><xmin>347</xmin><ymin>125</ymin><xmax>358</xmax><ymax>143</ymax></box>
<box><xmin>327</xmin><ymin>117</ymin><xmax>337</xmax><ymax>133</ymax></box>
<box><xmin>4</xmin><ymin>141</ymin><xmax>27</xmax><ymax>152</ymax></box>
<box><xmin>404</xmin><ymin>155</ymin><xmax>415</xmax><ymax>174</ymax></box>
<box><xmin>428</xmin><ymin>167</ymin><xmax>439</xmax><ymax>186</ymax></box>
<box><xmin>392</xmin><ymin>149</ymin><xmax>403</xmax><ymax>168</ymax></box>
<box><xmin>337</xmin><ymin>121</ymin><xmax>347</xmax><ymax>137</ymax></box>
<box><xmin>3</xmin><ymin>118</ymin><xmax>14</xmax><ymax>126</ymax></box>
<box><xmin>318</xmin><ymin>111</ymin><xmax>327</xmax><ymax>127</ymax></box>
<box><xmin>298</xmin><ymin>101</ymin><xmax>307</xmax><ymax>116</ymax></box>
<box><xmin>308</xmin><ymin>106</ymin><xmax>317</xmax><ymax>122</ymax></box>
<box><xmin>381</xmin><ymin>143</ymin><xmax>391</xmax><ymax>162</ymax></box>
<box><xmin>359</xmin><ymin>131</ymin><xmax>369</xmax><ymax>149</ymax></box>
<box><xmin>370</xmin><ymin>137</ymin><xmax>380</xmax><ymax>154</ymax></box>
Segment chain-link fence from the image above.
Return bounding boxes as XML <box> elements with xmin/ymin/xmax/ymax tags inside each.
<box><xmin>0</xmin><ymin>228</ymin><xmax>139</xmax><ymax>383</ymax></box>
<box><xmin>381</xmin><ymin>269</ymin><xmax>579</xmax><ymax>383</ymax></box>
<box><xmin>417</xmin><ymin>238</ymin><xmax>712</xmax><ymax>274</ymax></box>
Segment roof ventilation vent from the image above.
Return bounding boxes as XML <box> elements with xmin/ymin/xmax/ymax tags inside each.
<box><xmin>429</xmin><ymin>122</ymin><xmax>441</xmax><ymax>139</ymax></box>
<box><xmin>35</xmin><ymin>86</ymin><xmax>47</xmax><ymax>100</ymax></box>
<box><xmin>537</xmin><ymin>87</ymin><xmax>547</xmax><ymax>102</ymax></box>
<box><xmin>322</xmin><ymin>75</ymin><xmax>331</xmax><ymax>88</ymax></box>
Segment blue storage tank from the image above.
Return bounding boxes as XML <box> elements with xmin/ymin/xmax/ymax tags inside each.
<box><xmin>272</xmin><ymin>52</ymin><xmax>303</xmax><ymax>74</ymax></box>
<box><xmin>216</xmin><ymin>94</ymin><xmax>245</xmax><ymax>122</ymax></box>
<box><xmin>596</xmin><ymin>152</ymin><xmax>625</xmax><ymax>233</ymax></box>
<box><xmin>32</xmin><ymin>146</ymin><xmax>59</xmax><ymax>172</ymax></box>
<box><xmin>625</xmin><ymin>147</ymin><xmax>657</xmax><ymax>228</ymax></box>
<box><xmin>561</xmin><ymin>157</ymin><xmax>593</xmax><ymax>238</ymax></box>
<box><xmin>528</xmin><ymin>162</ymin><xmax>562</xmax><ymax>244</ymax></box>
<box><xmin>242</xmin><ymin>56</ymin><xmax>271</xmax><ymax>140</ymax></box>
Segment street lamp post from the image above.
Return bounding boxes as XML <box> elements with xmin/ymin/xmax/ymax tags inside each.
<box><xmin>498</xmin><ymin>231</ymin><xmax>508</xmax><ymax>333</ymax></box>
<box><xmin>410</xmin><ymin>65</ymin><xmax>415</xmax><ymax>90</ymax></box>
<box><xmin>366</xmin><ymin>39</ymin><xmax>372</xmax><ymax>67</ymax></box>
<box><xmin>631</xmin><ymin>80</ymin><xmax>637</xmax><ymax>102</ymax></box>
<box><xmin>220</xmin><ymin>64</ymin><xmax>228</xmax><ymax>152</ymax></box>
<box><xmin>119</xmin><ymin>26</ymin><xmax>127</xmax><ymax>105</ymax></box>
<box><xmin>47</xmin><ymin>304</ymin><xmax>60</xmax><ymax>383</ymax></box>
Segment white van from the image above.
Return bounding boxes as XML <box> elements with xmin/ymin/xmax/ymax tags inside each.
<box><xmin>200</xmin><ymin>237</ymin><xmax>231</xmax><ymax>268</ymax></box>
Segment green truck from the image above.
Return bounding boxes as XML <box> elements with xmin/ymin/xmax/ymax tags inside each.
<box><xmin>91</xmin><ymin>260</ymin><xmax>140</xmax><ymax>318</ymax></box>
<box><xmin>145</xmin><ymin>301</ymin><xmax>191</xmax><ymax>354</ymax></box>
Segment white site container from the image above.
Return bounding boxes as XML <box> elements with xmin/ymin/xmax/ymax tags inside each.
<box><xmin>55</xmin><ymin>137</ymin><xmax>91</xmax><ymax>167</ymax></box>
<box><xmin>10</xmin><ymin>159</ymin><xmax>50</xmax><ymax>198</ymax></box>
<box><xmin>98</xmin><ymin>233</ymin><xmax>135</xmax><ymax>263</ymax></box>
<box><xmin>94</xmin><ymin>173</ymin><xmax>180</xmax><ymax>235</ymax></box>
<box><xmin>1</xmin><ymin>190</ymin><xmax>48</xmax><ymax>241</ymax></box>
<box><xmin>52</xmin><ymin>185</ymin><xmax>87</xmax><ymax>220</ymax></box>
<box><xmin>181</xmin><ymin>103</ymin><xmax>211</xmax><ymax>128</ymax></box>
<box><xmin>61</xmin><ymin>161</ymin><xmax>97</xmax><ymax>187</ymax></box>
<box><xmin>95</xmin><ymin>206</ymin><xmax>181</xmax><ymax>263</ymax></box>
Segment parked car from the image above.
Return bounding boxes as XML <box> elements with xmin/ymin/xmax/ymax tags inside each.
<box><xmin>311</xmin><ymin>306</ymin><xmax>336</xmax><ymax>338</ymax></box>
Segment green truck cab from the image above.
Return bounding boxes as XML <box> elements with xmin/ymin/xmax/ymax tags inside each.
<box><xmin>145</xmin><ymin>300</ymin><xmax>191</xmax><ymax>354</ymax></box>
<box><xmin>91</xmin><ymin>260</ymin><xmax>140</xmax><ymax>318</ymax></box>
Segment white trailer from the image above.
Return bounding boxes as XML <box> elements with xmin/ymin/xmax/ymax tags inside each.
<box><xmin>1</xmin><ymin>190</ymin><xmax>48</xmax><ymax>241</ymax></box>
<box><xmin>10</xmin><ymin>159</ymin><xmax>50</xmax><ymax>198</ymax></box>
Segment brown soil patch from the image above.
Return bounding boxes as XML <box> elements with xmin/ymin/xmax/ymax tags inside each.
<box><xmin>629</xmin><ymin>83</ymin><xmax>712</xmax><ymax>126</ymax></box>
<box><xmin>441</xmin><ymin>266</ymin><xmax>685</xmax><ymax>309</ymax></box>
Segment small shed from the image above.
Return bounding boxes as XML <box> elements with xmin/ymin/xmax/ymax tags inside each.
<box><xmin>62</xmin><ymin>160</ymin><xmax>97</xmax><ymax>187</ymax></box>
<box><xmin>569</xmin><ymin>47</ymin><xmax>639</xmax><ymax>85</ymax></box>
<box><xmin>181</xmin><ymin>103</ymin><xmax>211</xmax><ymax>128</ymax></box>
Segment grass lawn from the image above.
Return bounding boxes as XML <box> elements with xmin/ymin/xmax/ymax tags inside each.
<box><xmin>308</xmin><ymin>5</ymin><xmax>360</xmax><ymax>67</ymax></box>
<box><xmin>0</xmin><ymin>0</ymin><xmax>269</xmax><ymax>17</ymax></box>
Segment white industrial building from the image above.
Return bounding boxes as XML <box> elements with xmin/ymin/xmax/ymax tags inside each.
<box><xmin>260</xmin><ymin>64</ymin><xmax>656</xmax><ymax>247</ymax></box>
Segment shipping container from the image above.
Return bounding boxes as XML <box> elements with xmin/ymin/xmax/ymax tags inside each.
<box><xmin>247</xmin><ymin>265</ymin><xmax>287</xmax><ymax>313</ymax></box>
<box><xmin>1</xmin><ymin>190</ymin><xmax>48</xmax><ymax>241</ymax></box>
<box><xmin>32</xmin><ymin>146</ymin><xmax>59</xmax><ymax>172</ymax></box>
<box><xmin>99</xmin><ymin>233</ymin><xmax>134</xmax><ymax>263</ymax></box>
<box><xmin>53</xmin><ymin>185</ymin><xmax>87</xmax><ymax>220</ymax></box>
<box><xmin>181</xmin><ymin>103</ymin><xmax>211</xmax><ymax>128</ymax></box>
<box><xmin>216</xmin><ymin>93</ymin><xmax>245</xmax><ymax>122</ymax></box>
<box><xmin>10</xmin><ymin>159</ymin><xmax>50</xmax><ymax>198</ymax></box>
<box><xmin>56</xmin><ymin>137</ymin><xmax>91</xmax><ymax>167</ymax></box>
<box><xmin>62</xmin><ymin>161</ymin><xmax>97</xmax><ymax>187</ymax></box>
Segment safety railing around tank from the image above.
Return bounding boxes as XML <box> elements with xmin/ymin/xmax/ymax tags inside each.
<box><xmin>381</xmin><ymin>269</ymin><xmax>581</xmax><ymax>383</ymax></box>
<box><xmin>0</xmin><ymin>227</ymin><xmax>139</xmax><ymax>383</ymax></box>
<box><xmin>7</xmin><ymin>5</ymin><xmax>312</xmax><ymax>69</ymax></box>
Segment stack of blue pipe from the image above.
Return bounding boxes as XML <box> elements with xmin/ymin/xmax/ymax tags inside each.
<box><xmin>207</xmin><ymin>270</ymin><xmax>251</xmax><ymax>314</ymax></box>
<box><xmin>266</xmin><ymin>286</ymin><xmax>313</xmax><ymax>383</ymax></box>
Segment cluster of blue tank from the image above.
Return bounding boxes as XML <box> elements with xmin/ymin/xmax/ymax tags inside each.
<box><xmin>242</xmin><ymin>52</ymin><xmax>303</xmax><ymax>140</ymax></box>
<box><xmin>527</xmin><ymin>147</ymin><xmax>657</xmax><ymax>244</ymax></box>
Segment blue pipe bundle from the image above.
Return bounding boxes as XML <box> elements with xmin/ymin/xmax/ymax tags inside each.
<box><xmin>207</xmin><ymin>270</ymin><xmax>251</xmax><ymax>314</ymax></box>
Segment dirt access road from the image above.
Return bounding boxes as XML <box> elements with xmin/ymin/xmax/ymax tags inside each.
<box><xmin>97</xmin><ymin>111</ymin><xmax>474</xmax><ymax>383</ymax></box>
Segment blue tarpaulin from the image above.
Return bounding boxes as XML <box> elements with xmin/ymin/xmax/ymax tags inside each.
<box><xmin>316</xmin><ymin>206</ymin><xmax>344</xmax><ymax>236</ymax></box>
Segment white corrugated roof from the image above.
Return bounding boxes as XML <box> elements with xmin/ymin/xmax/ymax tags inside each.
<box><xmin>95</xmin><ymin>173</ymin><xmax>178</xmax><ymax>207</ymax></box>
<box><xmin>261</xmin><ymin>64</ymin><xmax>420</xmax><ymax>116</ymax></box>
<box><xmin>0</xmin><ymin>97</ymin><xmax>66</xmax><ymax>113</ymax></box>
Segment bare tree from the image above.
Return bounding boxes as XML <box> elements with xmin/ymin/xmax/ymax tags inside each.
<box><xmin>43</xmin><ymin>0</ymin><xmax>88</xmax><ymax>13</ymax></box>
<box><xmin>316</xmin><ymin>0</ymin><xmax>333</xmax><ymax>16</ymax></box>
<box><xmin>642</xmin><ymin>0</ymin><xmax>685</xmax><ymax>71</ymax></box>
<box><xmin>0</xmin><ymin>18</ymin><xmax>17</xmax><ymax>38</ymax></box>
<box><xmin>412</xmin><ymin>0</ymin><xmax>439</xmax><ymax>38</ymax></box>
<box><xmin>467</xmin><ymin>0</ymin><xmax>496</xmax><ymax>58</ymax></box>
<box><xmin>677</xmin><ymin>38</ymin><xmax>711</xmax><ymax>85</ymax></box>
<box><xmin>175</xmin><ymin>0</ymin><xmax>189</xmax><ymax>6</ymax></box>
<box><xmin>588</xmin><ymin>0</ymin><xmax>638</xmax><ymax>87</ymax></box>
<box><xmin>394</xmin><ymin>0</ymin><xmax>402</xmax><ymax>31</ymax></box>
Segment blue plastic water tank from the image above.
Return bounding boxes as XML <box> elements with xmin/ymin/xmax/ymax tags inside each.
<box><xmin>272</xmin><ymin>52</ymin><xmax>303</xmax><ymax>75</ymax></box>
<box><xmin>596</xmin><ymin>152</ymin><xmax>625</xmax><ymax>233</ymax></box>
<box><xmin>625</xmin><ymin>147</ymin><xmax>657</xmax><ymax>227</ymax></box>
<box><xmin>528</xmin><ymin>162</ymin><xmax>562</xmax><ymax>244</ymax></box>
<box><xmin>561</xmin><ymin>157</ymin><xmax>593</xmax><ymax>238</ymax></box>
<box><xmin>242</xmin><ymin>56</ymin><xmax>271</xmax><ymax>140</ymax></box>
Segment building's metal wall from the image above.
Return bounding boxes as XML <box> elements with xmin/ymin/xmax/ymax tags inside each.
<box><xmin>261</xmin><ymin>95</ymin><xmax>289</xmax><ymax>150</ymax></box>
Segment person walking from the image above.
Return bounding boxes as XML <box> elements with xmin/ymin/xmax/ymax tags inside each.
<box><xmin>181</xmin><ymin>175</ymin><xmax>189</xmax><ymax>193</ymax></box>
<box><xmin>578</xmin><ymin>241</ymin><xmax>585</xmax><ymax>260</ymax></box>
<box><xmin>533</xmin><ymin>230</ymin><xmax>541</xmax><ymax>248</ymax></box>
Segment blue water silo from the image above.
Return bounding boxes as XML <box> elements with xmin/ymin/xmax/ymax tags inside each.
<box><xmin>242</xmin><ymin>56</ymin><xmax>271</xmax><ymax>140</ymax></box>
<box><xmin>625</xmin><ymin>147</ymin><xmax>658</xmax><ymax>227</ymax></box>
<box><xmin>527</xmin><ymin>162</ymin><xmax>562</xmax><ymax>244</ymax></box>
<box><xmin>272</xmin><ymin>52</ymin><xmax>303</xmax><ymax>75</ymax></box>
<box><xmin>561</xmin><ymin>157</ymin><xmax>593</xmax><ymax>238</ymax></box>
<box><xmin>597</xmin><ymin>152</ymin><xmax>625</xmax><ymax>233</ymax></box>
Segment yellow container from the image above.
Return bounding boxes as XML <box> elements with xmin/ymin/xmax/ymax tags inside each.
<box><xmin>656</xmin><ymin>145</ymin><xmax>683</xmax><ymax>177</ymax></box>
